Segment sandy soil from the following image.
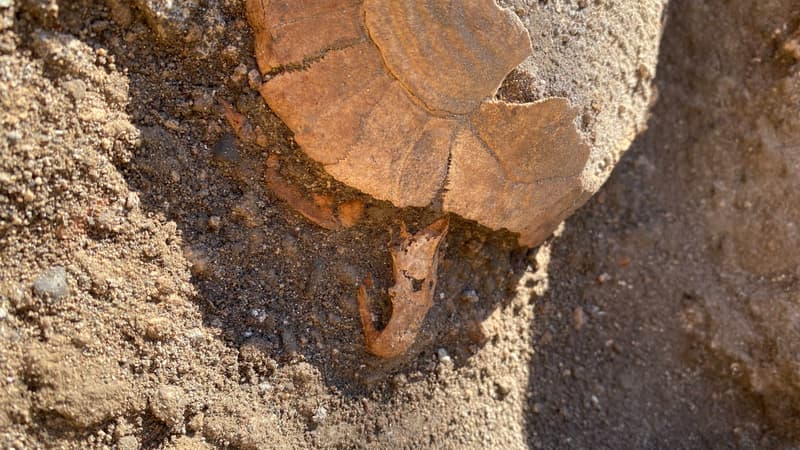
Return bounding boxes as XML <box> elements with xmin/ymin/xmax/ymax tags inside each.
<box><xmin>1</xmin><ymin>0</ymin><xmax>799</xmax><ymax>449</ymax></box>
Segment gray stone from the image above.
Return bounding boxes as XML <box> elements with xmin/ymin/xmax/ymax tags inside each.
<box><xmin>32</xmin><ymin>266</ymin><xmax>68</xmax><ymax>301</ymax></box>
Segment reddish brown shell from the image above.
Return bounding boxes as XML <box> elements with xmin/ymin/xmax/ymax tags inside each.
<box><xmin>247</xmin><ymin>0</ymin><xmax>591</xmax><ymax>247</ymax></box>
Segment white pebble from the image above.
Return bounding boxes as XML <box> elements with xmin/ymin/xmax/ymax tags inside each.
<box><xmin>437</xmin><ymin>348</ymin><xmax>452</xmax><ymax>364</ymax></box>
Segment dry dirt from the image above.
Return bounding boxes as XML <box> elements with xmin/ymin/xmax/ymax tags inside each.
<box><xmin>1</xmin><ymin>0</ymin><xmax>800</xmax><ymax>449</ymax></box>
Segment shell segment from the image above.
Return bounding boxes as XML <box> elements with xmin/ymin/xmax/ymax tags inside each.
<box><xmin>248</xmin><ymin>0</ymin><xmax>591</xmax><ymax>246</ymax></box>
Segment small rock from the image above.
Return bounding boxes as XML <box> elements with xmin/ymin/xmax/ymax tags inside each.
<box><xmin>185</xmin><ymin>327</ymin><xmax>205</xmax><ymax>343</ymax></box>
<box><xmin>5</xmin><ymin>285</ymin><xmax>32</xmax><ymax>311</ymax></box>
<box><xmin>62</xmin><ymin>79</ymin><xmax>87</xmax><ymax>101</ymax></box>
<box><xmin>207</xmin><ymin>215</ymin><xmax>221</xmax><ymax>231</ymax></box>
<box><xmin>187</xmin><ymin>412</ymin><xmax>204</xmax><ymax>433</ymax></box>
<box><xmin>32</xmin><ymin>266</ymin><xmax>68</xmax><ymax>302</ymax></box>
<box><xmin>231</xmin><ymin>63</ymin><xmax>248</xmax><ymax>83</ymax></box>
<box><xmin>465</xmin><ymin>320</ymin><xmax>489</xmax><ymax>345</ymax></box>
<box><xmin>782</xmin><ymin>38</ymin><xmax>800</xmax><ymax>62</ymax></box>
<box><xmin>0</xmin><ymin>0</ymin><xmax>13</xmax><ymax>9</ymax></box>
<box><xmin>222</xmin><ymin>45</ymin><xmax>239</xmax><ymax>61</ymax></box>
<box><xmin>211</xmin><ymin>134</ymin><xmax>239</xmax><ymax>163</ymax></box>
<box><xmin>436</xmin><ymin>348</ymin><xmax>452</xmax><ymax>364</ymax></box>
<box><xmin>184</xmin><ymin>247</ymin><xmax>211</xmax><ymax>278</ymax></box>
<box><xmin>169</xmin><ymin>435</ymin><xmax>215</xmax><ymax>450</ymax></box>
<box><xmin>24</xmin><ymin>346</ymin><xmax>142</xmax><ymax>428</ymax></box>
<box><xmin>135</xmin><ymin>0</ymin><xmax>210</xmax><ymax>42</ymax></box>
<box><xmin>459</xmin><ymin>289</ymin><xmax>479</xmax><ymax>304</ymax></box>
<box><xmin>144</xmin><ymin>316</ymin><xmax>174</xmax><ymax>341</ymax></box>
<box><xmin>116</xmin><ymin>435</ymin><xmax>139</xmax><ymax>450</ymax></box>
<box><xmin>494</xmin><ymin>378</ymin><xmax>513</xmax><ymax>399</ymax></box>
<box><xmin>573</xmin><ymin>306</ymin><xmax>587</xmax><ymax>330</ymax></box>
<box><xmin>113</xmin><ymin>420</ymin><xmax>135</xmax><ymax>439</ymax></box>
<box><xmin>311</xmin><ymin>406</ymin><xmax>328</xmax><ymax>424</ymax></box>
<box><xmin>124</xmin><ymin>192</ymin><xmax>140</xmax><ymax>210</ymax></box>
<box><xmin>154</xmin><ymin>276</ymin><xmax>176</xmax><ymax>297</ymax></box>
<box><xmin>20</xmin><ymin>188</ymin><xmax>35</xmax><ymax>203</ymax></box>
<box><xmin>247</xmin><ymin>69</ymin><xmax>263</xmax><ymax>90</ymax></box>
<box><xmin>149</xmin><ymin>385</ymin><xmax>187</xmax><ymax>427</ymax></box>
<box><xmin>6</xmin><ymin>130</ymin><xmax>21</xmax><ymax>143</ymax></box>
<box><xmin>192</xmin><ymin>91</ymin><xmax>214</xmax><ymax>113</ymax></box>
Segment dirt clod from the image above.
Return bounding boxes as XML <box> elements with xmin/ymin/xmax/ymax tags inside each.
<box><xmin>150</xmin><ymin>385</ymin><xmax>188</xmax><ymax>427</ymax></box>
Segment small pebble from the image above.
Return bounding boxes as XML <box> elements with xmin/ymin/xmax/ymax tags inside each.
<box><xmin>573</xmin><ymin>306</ymin><xmax>587</xmax><ymax>330</ymax></box>
<box><xmin>312</xmin><ymin>406</ymin><xmax>328</xmax><ymax>424</ymax></box>
<box><xmin>494</xmin><ymin>378</ymin><xmax>513</xmax><ymax>399</ymax></box>
<box><xmin>436</xmin><ymin>348</ymin><xmax>452</xmax><ymax>364</ymax></box>
<box><xmin>207</xmin><ymin>215</ymin><xmax>221</xmax><ymax>231</ymax></box>
<box><xmin>459</xmin><ymin>289</ymin><xmax>479</xmax><ymax>304</ymax></box>
<box><xmin>192</xmin><ymin>91</ymin><xmax>214</xmax><ymax>113</ymax></box>
<box><xmin>187</xmin><ymin>413</ymin><xmax>204</xmax><ymax>432</ymax></box>
<box><xmin>32</xmin><ymin>266</ymin><xmax>69</xmax><ymax>302</ymax></box>
<box><xmin>149</xmin><ymin>385</ymin><xmax>187</xmax><ymax>427</ymax></box>
<box><xmin>185</xmin><ymin>327</ymin><xmax>205</xmax><ymax>343</ymax></box>
<box><xmin>231</xmin><ymin>63</ymin><xmax>248</xmax><ymax>83</ymax></box>
<box><xmin>124</xmin><ymin>192</ymin><xmax>140</xmax><ymax>210</ymax></box>
<box><xmin>465</xmin><ymin>320</ymin><xmax>489</xmax><ymax>345</ymax></box>
<box><xmin>212</xmin><ymin>134</ymin><xmax>239</xmax><ymax>163</ymax></box>
<box><xmin>0</xmin><ymin>0</ymin><xmax>13</xmax><ymax>8</ymax></box>
<box><xmin>5</xmin><ymin>285</ymin><xmax>31</xmax><ymax>311</ymax></box>
<box><xmin>247</xmin><ymin>69</ymin><xmax>263</xmax><ymax>90</ymax></box>
<box><xmin>144</xmin><ymin>316</ymin><xmax>173</xmax><ymax>341</ymax></box>
<box><xmin>62</xmin><ymin>79</ymin><xmax>87</xmax><ymax>102</ymax></box>
<box><xmin>117</xmin><ymin>436</ymin><xmax>139</xmax><ymax>450</ymax></box>
<box><xmin>782</xmin><ymin>38</ymin><xmax>800</xmax><ymax>61</ymax></box>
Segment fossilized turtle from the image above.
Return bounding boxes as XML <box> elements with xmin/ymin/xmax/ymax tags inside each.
<box><xmin>246</xmin><ymin>0</ymin><xmax>591</xmax><ymax>247</ymax></box>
